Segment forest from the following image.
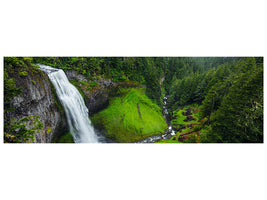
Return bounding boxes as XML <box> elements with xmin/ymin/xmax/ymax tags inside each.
<box><xmin>3</xmin><ymin>56</ymin><xmax>263</xmax><ymax>143</ymax></box>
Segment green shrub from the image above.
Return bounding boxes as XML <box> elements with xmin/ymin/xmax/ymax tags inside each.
<box><xmin>192</xmin><ymin>125</ymin><xmax>202</xmax><ymax>132</ymax></box>
<box><xmin>4</xmin><ymin>115</ymin><xmax>44</xmax><ymax>143</ymax></box>
<box><xmin>79</xmin><ymin>80</ymin><xmax>87</xmax><ymax>85</ymax></box>
<box><xmin>90</xmin><ymin>81</ymin><xmax>98</xmax><ymax>87</ymax></box>
<box><xmin>23</xmin><ymin>57</ymin><xmax>33</xmax><ymax>65</ymax></box>
<box><xmin>4</xmin><ymin>72</ymin><xmax>22</xmax><ymax>111</ymax></box>
<box><xmin>19</xmin><ymin>71</ymin><xmax>28</xmax><ymax>77</ymax></box>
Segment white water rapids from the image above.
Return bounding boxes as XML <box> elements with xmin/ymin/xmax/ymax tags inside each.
<box><xmin>38</xmin><ymin>64</ymin><xmax>99</xmax><ymax>143</ymax></box>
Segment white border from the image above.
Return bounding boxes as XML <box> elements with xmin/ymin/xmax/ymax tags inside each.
<box><xmin>1</xmin><ymin>1</ymin><xmax>266</xmax><ymax>200</ymax></box>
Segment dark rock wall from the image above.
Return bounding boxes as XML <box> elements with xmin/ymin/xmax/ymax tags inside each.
<box><xmin>65</xmin><ymin>70</ymin><xmax>114</xmax><ymax>115</ymax></box>
<box><xmin>6</xmin><ymin>68</ymin><xmax>142</xmax><ymax>143</ymax></box>
<box><xmin>6</xmin><ymin>69</ymin><xmax>67</xmax><ymax>143</ymax></box>
<box><xmin>65</xmin><ymin>70</ymin><xmax>142</xmax><ymax>116</ymax></box>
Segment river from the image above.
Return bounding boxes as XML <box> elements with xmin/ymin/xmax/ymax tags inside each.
<box><xmin>136</xmin><ymin>96</ymin><xmax>176</xmax><ymax>143</ymax></box>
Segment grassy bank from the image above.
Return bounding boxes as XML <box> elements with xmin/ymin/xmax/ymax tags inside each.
<box><xmin>91</xmin><ymin>88</ymin><xmax>168</xmax><ymax>143</ymax></box>
<box><xmin>157</xmin><ymin>105</ymin><xmax>204</xmax><ymax>143</ymax></box>
<box><xmin>171</xmin><ymin>105</ymin><xmax>201</xmax><ymax>130</ymax></box>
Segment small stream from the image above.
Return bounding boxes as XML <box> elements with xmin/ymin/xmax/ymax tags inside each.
<box><xmin>136</xmin><ymin>96</ymin><xmax>176</xmax><ymax>143</ymax></box>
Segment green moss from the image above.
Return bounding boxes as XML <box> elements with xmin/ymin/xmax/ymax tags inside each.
<box><xmin>4</xmin><ymin>115</ymin><xmax>45</xmax><ymax>143</ymax></box>
<box><xmin>57</xmin><ymin>132</ymin><xmax>74</xmax><ymax>143</ymax></box>
<box><xmin>31</xmin><ymin>80</ymin><xmax>36</xmax><ymax>84</ymax></box>
<box><xmin>79</xmin><ymin>80</ymin><xmax>87</xmax><ymax>85</ymax></box>
<box><xmin>91</xmin><ymin>88</ymin><xmax>168</xmax><ymax>142</ymax></box>
<box><xmin>32</xmin><ymin>64</ymin><xmax>40</xmax><ymax>73</ymax></box>
<box><xmin>92</xmin><ymin>75</ymin><xmax>101</xmax><ymax>80</ymax></box>
<box><xmin>90</xmin><ymin>80</ymin><xmax>98</xmax><ymax>87</ymax></box>
<box><xmin>19</xmin><ymin>71</ymin><xmax>28</xmax><ymax>77</ymax></box>
<box><xmin>113</xmin><ymin>74</ymin><xmax>127</xmax><ymax>82</ymax></box>
<box><xmin>75</xmin><ymin>80</ymin><xmax>98</xmax><ymax>90</ymax></box>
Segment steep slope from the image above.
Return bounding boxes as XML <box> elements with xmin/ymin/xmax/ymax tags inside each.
<box><xmin>4</xmin><ymin>57</ymin><xmax>68</xmax><ymax>143</ymax></box>
<box><xmin>91</xmin><ymin>88</ymin><xmax>168</xmax><ymax>142</ymax></box>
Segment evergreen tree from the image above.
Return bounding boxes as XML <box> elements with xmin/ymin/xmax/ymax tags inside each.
<box><xmin>204</xmin><ymin>58</ymin><xmax>263</xmax><ymax>142</ymax></box>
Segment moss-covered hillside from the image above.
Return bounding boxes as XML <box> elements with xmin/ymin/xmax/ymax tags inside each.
<box><xmin>91</xmin><ymin>88</ymin><xmax>168</xmax><ymax>143</ymax></box>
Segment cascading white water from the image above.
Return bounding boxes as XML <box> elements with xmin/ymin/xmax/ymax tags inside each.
<box><xmin>38</xmin><ymin>64</ymin><xmax>99</xmax><ymax>143</ymax></box>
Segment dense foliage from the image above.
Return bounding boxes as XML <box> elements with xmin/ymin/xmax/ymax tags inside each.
<box><xmin>32</xmin><ymin>57</ymin><xmax>165</xmax><ymax>104</ymax></box>
<box><xmin>32</xmin><ymin>57</ymin><xmax>244</xmax><ymax>106</ymax></box>
<box><xmin>201</xmin><ymin>59</ymin><xmax>263</xmax><ymax>142</ymax></box>
<box><xmin>4</xmin><ymin>56</ymin><xmax>263</xmax><ymax>143</ymax></box>
<box><xmin>167</xmin><ymin>57</ymin><xmax>263</xmax><ymax>143</ymax></box>
<box><xmin>4</xmin><ymin>57</ymin><xmax>32</xmax><ymax>112</ymax></box>
<box><xmin>4</xmin><ymin>116</ymin><xmax>49</xmax><ymax>143</ymax></box>
<box><xmin>4</xmin><ymin>57</ymin><xmax>48</xmax><ymax>143</ymax></box>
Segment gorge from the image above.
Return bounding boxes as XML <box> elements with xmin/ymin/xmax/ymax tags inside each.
<box><xmin>4</xmin><ymin>57</ymin><xmax>263</xmax><ymax>143</ymax></box>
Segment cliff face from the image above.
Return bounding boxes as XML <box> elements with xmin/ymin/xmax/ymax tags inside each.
<box><xmin>5</xmin><ymin>67</ymin><xmax>67</xmax><ymax>143</ymax></box>
<box><xmin>66</xmin><ymin>70</ymin><xmax>114</xmax><ymax>115</ymax></box>
<box><xmin>5</xmin><ymin>65</ymin><xmax>141</xmax><ymax>143</ymax></box>
<box><xmin>65</xmin><ymin>70</ymin><xmax>142</xmax><ymax>116</ymax></box>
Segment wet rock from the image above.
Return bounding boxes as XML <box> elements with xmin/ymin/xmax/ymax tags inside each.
<box><xmin>66</xmin><ymin>70</ymin><xmax>143</xmax><ymax>115</ymax></box>
<box><xmin>136</xmin><ymin>135</ymin><xmax>163</xmax><ymax>143</ymax></box>
<box><xmin>6</xmin><ymin>68</ymin><xmax>67</xmax><ymax>143</ymax></box>
<box><xmin>65</xmin><ymin>70</ymin><xmax>87</xmax><ymax>82</ymax></box>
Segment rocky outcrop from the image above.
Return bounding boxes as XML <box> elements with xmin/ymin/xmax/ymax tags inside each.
<box><xmin>65</xmin><ymin>70</ymin><xmax>142</xmax><ymax>116</ymax></box>
<box><xmin>5</xmin><ymin>68</ymin><xmax>68</xmax><ymax>143</ymax></box>
<box><xmin>66</xmin><ymin>70</ymin><xmax>113</xmax><ymax>115</ymax></box>
<box><xmin>84</xmin><ymin>78</ymin><xmax>114</xmax><ymax>115</ymax></box>
<box><xmin>65</xmin><ymin>70</ymin><xmax>88</xmax><ymax>82</ymax></box>
<box><xmin>5</xmin><ymin>67</ymin><xmax>142</xmax><ymax>143</ymax></box>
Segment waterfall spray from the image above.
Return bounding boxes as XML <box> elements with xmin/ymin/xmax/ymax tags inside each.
<box><xmin>38</xmin><ymin>64</ymin><xmax>99</xmax><ymax>143</ymax></box>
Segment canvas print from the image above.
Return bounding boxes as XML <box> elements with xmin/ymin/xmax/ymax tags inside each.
<box><xmin>3</xmin><ymin>57</ymin><xmax>263</xmax><ymax>143</ymax></box>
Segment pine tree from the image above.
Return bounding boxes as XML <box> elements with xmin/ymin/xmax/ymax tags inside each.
<box><xmin>206</xmin><ymin>59</ymin><xmax>263</xmax><ymax>143</ymax></box>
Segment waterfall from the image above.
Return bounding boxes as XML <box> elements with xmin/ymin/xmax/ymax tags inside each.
<box><xmin>38</xmin><ymin>64</ymin><xmax>99</xmax><ymax>143</ymax></box>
